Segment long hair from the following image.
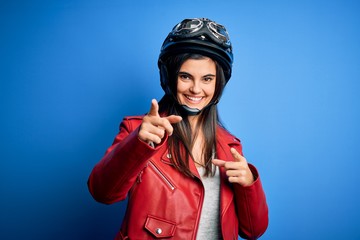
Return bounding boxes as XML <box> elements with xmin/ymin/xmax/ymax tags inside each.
<box><xmin>158</xmin><ymin>53</ymin><xmax>226</xmax><ymax>177</ymax></box>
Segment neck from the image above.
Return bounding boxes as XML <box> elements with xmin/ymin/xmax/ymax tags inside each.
<box><xmin>188</xmin><ymin>115</ymin><xmax>200</xmax><ymax>131</ymax></box>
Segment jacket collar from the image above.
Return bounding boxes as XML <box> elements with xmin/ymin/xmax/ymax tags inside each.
<box><xmin>159</xmin><ymin>125</ymin><xmax>238</xmax><ymax>213</ymax></box>
<box><xmin>160</xmin><ymin>125</ymin><xmax>241</xmax><ymax>178</ymax></box>
<box><xmin>215</xmin><ymin>126</ymin><xmax>241</xmax><ymax>214</ymax></box>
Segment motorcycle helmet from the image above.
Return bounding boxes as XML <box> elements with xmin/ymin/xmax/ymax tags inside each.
<box><xmin>158</xmin><ymin>18</ymin><xmax>234</xmax><ymax>115</ymax></box>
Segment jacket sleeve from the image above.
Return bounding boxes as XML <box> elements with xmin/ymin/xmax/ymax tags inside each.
<box><xmin>234</xmin><ymin>164</ymin><xmax>269</xmax><ymax>239</ymax></box>
<box><xmin>87</xmin><ymin>118</ymin><xmax>165</xmax><ymax>204</ymax></box>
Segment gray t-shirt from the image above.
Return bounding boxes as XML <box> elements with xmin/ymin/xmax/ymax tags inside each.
<box><xmin>196</xmin><ymin>166</ymin><xmax>222</xmax><ymax>240</ymax></box>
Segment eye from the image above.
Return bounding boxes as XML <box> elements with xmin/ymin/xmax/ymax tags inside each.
<box><xmin>178</xmin><ymin>73</ymin><xmax>191</xmax><ymax>80</ymax></box>
<box><xmin>203</xmin><ymin>76</ymin><xmax>215</xmax><ymax>82</ymax></box>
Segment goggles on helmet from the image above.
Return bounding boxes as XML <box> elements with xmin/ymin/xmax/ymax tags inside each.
<box><xmin>168</xmin><ymin>18</ymin><xmax>231</xmax><ymax>48</ymax></box>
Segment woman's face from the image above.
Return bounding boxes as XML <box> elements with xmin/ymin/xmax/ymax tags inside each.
<box><xmin>176</xmin><ymin>57</ymin><xmax>216</xmax><ymax>111</ymax></box>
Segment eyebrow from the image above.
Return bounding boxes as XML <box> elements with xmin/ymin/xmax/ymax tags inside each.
<box><xmin>178</xmin><ymin>71</ymin><xmax>216</xmax><ymax>77</ymax></box>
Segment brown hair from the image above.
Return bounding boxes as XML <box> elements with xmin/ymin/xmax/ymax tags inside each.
<box><xmin>158</xmin><ymin>53</ymin><xmax>226</xmax><ymax>177</ymax></box>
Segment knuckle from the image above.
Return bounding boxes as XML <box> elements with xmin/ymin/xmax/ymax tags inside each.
<box><xmin>139</xmin><ymin>131</ymin><xmax>149</xmax><ymax>142</ymax></box>
<box><xmin>166</xmin><ymin>126</ymin><xmax>173</xmax><ymax>134</ymax></box>
<box><xmin>228</xmin><ymin>177</ymin><xmax>236</xmax><ymax>183</ymax></box>
<box><xmin>138</xmin><ymin>133</ymin><xmax>145</xmax><ymax>140</ymax></box>
<box><xmin>159</xmin><ymin>129</ymin><xmax>165</xmax><ymax>138</ymax></box>
<box><xmin>238</xmin><ymin>176</ymin><xmax>245</xmax><ymax>183</ymax></box>
<box><xmin>155</xmin><ymin>136</ymin><xmax>162</xmax><ymax>144</ymax></box>
<box><xmin>158</xmin><ymin>118</ymin><xmax>166</xmax><ymax>125</ymax></box>
<box><xmin>161</xmin><ymin>118</ymin><xmax>171</xmax><ymax>128</ymax></box>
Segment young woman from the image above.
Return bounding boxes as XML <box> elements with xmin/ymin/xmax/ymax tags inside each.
<box><xmin>88</xmin><ymin>18</ymin><xmax>268</xmax><ymax>240</ymax></box>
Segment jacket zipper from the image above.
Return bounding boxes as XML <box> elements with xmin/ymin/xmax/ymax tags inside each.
<box><xmin>148</xmin><ymin>161</ymin><xmax>175</xmax><ymax>191</ymax></box>
<box><xmin>136</xmin><ymin>163</ymin><xmax>148</xmax><ymax>183</ymax></box>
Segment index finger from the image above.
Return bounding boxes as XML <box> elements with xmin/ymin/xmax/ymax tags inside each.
<box><xmin>148</xmin><ymin>99</ymin><xmax>160</xmax><ymax>117</ymax></box>
<box><xmin>212</xmin><ymin>159</ymin><xmax>226</xmax><ymax>167</ymax></box>
<box><xmin>230</xmin><ymin>148</ymin><xmax>246</xmax><ymax>162</ymax></box>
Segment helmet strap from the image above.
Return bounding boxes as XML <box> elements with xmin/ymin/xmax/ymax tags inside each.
<box><xmin>177</xmin><ymin>99</ymin><xmax>219</xmax><ymax>116</ymax></box>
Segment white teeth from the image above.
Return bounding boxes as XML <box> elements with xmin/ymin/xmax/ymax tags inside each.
<box><xmin>186</xmin><ymin>95</ymin><xmax>202</xmax><ymax>101</ymax></box>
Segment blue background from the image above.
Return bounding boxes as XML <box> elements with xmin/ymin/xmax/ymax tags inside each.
<box><xmin>1</xmin><ymin>0</ymin><xmax>360</xmax><ymax>239</ymax></box>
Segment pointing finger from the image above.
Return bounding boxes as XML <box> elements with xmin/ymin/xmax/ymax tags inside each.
<box><xmin>165</xmin><ymin>115</ymin><xmax>182</xmax><ymax>124</ymax></box>
<box><xmin>230</xmin><ymin>148</ymin><xmax>246</xmax><ymax>163</ymax></box>
<box><xmin>212</xmin><ymin>159</ymin><xmax>226</xmax><ymax>167</ymax></box>
<box><xmin>148</xmin><ymin>99</ymin><xmax>160</xmax><ymax>117</ymax></box>
<box><xmin>158</xmin><ymin>115</ymin><xmax>181</xmax><ymax>136</ymax></box>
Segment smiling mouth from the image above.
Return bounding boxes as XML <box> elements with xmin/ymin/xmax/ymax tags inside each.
<box><xmin>185</xmin><ymin>95</ymin><xmax>203</xmax><ymax>102</ymax></box>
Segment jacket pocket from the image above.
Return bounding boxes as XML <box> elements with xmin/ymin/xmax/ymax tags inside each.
<box><xmin>149</xmin><ymin>161</ymin><xmax>176</xmax><ymax>191</ymax></box>
<box><xmin>144</xmin><ymin>215</ymin><xmax>176</xmax><ymax>238</ymax></box>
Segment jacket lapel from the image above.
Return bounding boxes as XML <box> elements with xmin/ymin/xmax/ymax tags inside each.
<box><xmin>216</xmin><ymin>126</ymin><xmax>242</xmax><ymax>216</ymax></box>
<box><xmin>160</xmin><ymin>149</ymin><xmax>201</xmax><ymax>179</ymax></box>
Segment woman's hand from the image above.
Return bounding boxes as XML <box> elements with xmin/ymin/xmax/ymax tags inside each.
<box><xmin>138</xmin><ymin>99</ymin><xmax>182</xmax><ymax>145</ymax></box>
<box><xmin>212</xmin><ymin>148</ymin><xmax>254</xmax><ymax>187</ymax></box>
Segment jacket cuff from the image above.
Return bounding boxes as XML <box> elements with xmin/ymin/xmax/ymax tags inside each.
<box><xmin>233</xmin><ymin>164</ymin><xmax>268</xmax><ymax>239</ymax></box>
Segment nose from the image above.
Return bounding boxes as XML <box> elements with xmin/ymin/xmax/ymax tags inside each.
<box><xmin>189</xmin><ymin>80</ymin><xmax>201</xmax><ymax>94</ymax></box>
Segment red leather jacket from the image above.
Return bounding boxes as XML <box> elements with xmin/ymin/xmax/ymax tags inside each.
<box><xmin>88</xmin><ymin>116</ymin><xmax>268</xmax><ymax>240</ymax></box>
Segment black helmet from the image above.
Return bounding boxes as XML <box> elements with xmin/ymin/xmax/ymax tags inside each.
<box><xmin>158</xmin><ymin>18</ymin><xmax>233</xmax><ymax>95</ymax></box>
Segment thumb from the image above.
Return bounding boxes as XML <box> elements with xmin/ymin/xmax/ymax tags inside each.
<box><xmin>148</xmin><ymin>99</ymin><xmax>160</xmax><ymax>117</ymax></box>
